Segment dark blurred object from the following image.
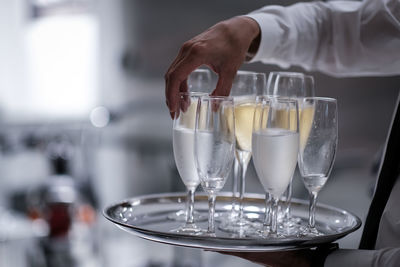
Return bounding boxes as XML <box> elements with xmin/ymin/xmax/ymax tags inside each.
<box><xmin>46</xmin><ymin>134</ymin><xmax>74</xmax><ymax>174</ymax></box>
<box><xmin>28</xmin><ymin>173</ymin><xmax>98</xmax><ymax>267</ymax></box>
<box><xmin>22</xmin><ymin>133</ymin><xmax>100</xmax><ymax>267</ymax></box>
<box><xmin>47</xmin><ymin>203</ymin><xmax>71</xmax><ymax>237</ymax></box>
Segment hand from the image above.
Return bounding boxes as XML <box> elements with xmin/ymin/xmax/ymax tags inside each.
<box><xmin>164</xmin><ymin>16</ymin><xmax>260</xmax><ymax>118</ymax></box>
<box><xmin>219</xmin><ymin>249</ymin><xmax>313</xmax><ymax>267</ymax></box>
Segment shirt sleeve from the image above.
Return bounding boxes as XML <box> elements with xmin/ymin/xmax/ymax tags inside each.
<box><xmin>244</xmin><ymin>0</ymin><xmax>400</xmax><ymax>77</ymax></box>
<box><xmin>325</xmin><ymin>248</ymin><xmax>400</xmax><ymax>267</ymax></box>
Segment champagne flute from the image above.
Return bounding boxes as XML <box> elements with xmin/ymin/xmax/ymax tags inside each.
<box><xmin>271</xmin><ymin>72</ymin><xmax>304</xmax><ymax>220</ymax></box>
<box><xmin>298</xmin><ymin>97</ymin><xmax>338</xmax><ymax>236</ymax></box>
<box><xmin>265</xmin><ymin>71</ymin><xmax>279</xmax><ymax>96</ymax></box>
<box><xmin>299</xmin><ymin>75</ymin><xmax>316</xmax><ymax>152</ymax></box>
<box><xmin>269</xmin><ymin>72</ymin><xmax>314</xmax><ymax>233</ymax></box>
<box><xmin>171</xmin><ymin>92</ymin><xmax>208</xmax><ymax>234</ymax></box>
<box><xmin>188</xmin><ymin>68</ymin><xmax>212</xmax><ymax>93</ymax></box>
<box><xmin>266</xmin><ymin>71</ymin><xmax>314</xmax><ymax>97</ymax></box>
<box><xmin>168</xmin><ymin>68</ymin><xmax>211</xmax><ymax>222</ymax></box>
<box><xmin>219</xmin><ymin>71</ymin><xmax>257</xmax><ymax>234</ymax></box>
<box><xmin>195</xmin><ymin>96</ymin><xmax>235</xmax><ymax>235</ymax></box>
<box><xmin>252</xmin><ymin>97</ymin><xmax>299</xmax><ymax>237</ymax></box>
<box><xmin>304</xmin><ymin>75</ymin><xmax>316</xmax><ymax>97</ymax></box>
<box><xmin>255</xmin><ymin>72</ymin><xmax>267</xmax><ymax>96</ymax></box>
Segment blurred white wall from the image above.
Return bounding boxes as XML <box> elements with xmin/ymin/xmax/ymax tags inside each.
<box><xmin>0</xmin><ymin>0</ymin><xmax>99</xmax><ymax>122</ymax></box>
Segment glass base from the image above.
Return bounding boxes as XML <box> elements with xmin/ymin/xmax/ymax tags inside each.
<box><xmin>218</xmin><ymin>217</ymin><xmax>259</xmax><ymax>237</ymax></box>
<box><xmin>279</xmin><ymin>217</ymin><xmax>302</xmax><ymax>236</ymax></box>
<box><xmin>167</xmin><ymin>210</ymin><xmax>207</xmax><ymax>222</ymax></box>
<box><xmin>257</xmin><ymin>229</ymin><xmax>286</xmax><ymax>239</ymax></box>
<box><xmin>170</xmin><ymin>223</ymin><xmax>204</xmax><ymax>235</ymax></box>
<box><xmin>297</xmin><ymin>226</ymin><xmax>324</xmax><ymax>237</ymax></box>
<box><xmin>279</xmin><ymin>216</ymin><xmax>302</xmax><ymax>224</ymax></box>
<box><xmin>255</xmin><ymin>225</ymin><xmax>289</xmax><ymax>239</ymax></box>
<box><xmin>173</xmin><ymin>226</ymin><xmax>216</xmax><ymax>237</ymax></box>
<box><xmin>214</xmin><ymin>210</ymin><xmax>239</xmax><ymax>222</ymax></box>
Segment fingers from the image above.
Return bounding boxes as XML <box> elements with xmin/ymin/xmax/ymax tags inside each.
<box><xmin>211</xmin><ymin>69</ymin><xmax>236</xmax><ymax>97</ymax></box>
<box><xmin>180</xmin><ymin>80</ymin><xmax>190</xmax><ymax>112</ymax></box>
<box><xmin>165</xmin><ymin>16</ymin><xmax>258</xmax><ymax>119</ymax></box>
<box><xmin>165</xmin><ymin>53</ymin><xmax>202</xmax><ymax>119</ymax></box>
<box><xmin>179</xmin><ymin>78</ymin><xmax>188</xmax><ymax>94</ymax></box>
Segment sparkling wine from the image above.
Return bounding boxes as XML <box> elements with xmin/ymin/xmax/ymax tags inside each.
<box><xmin>299</xmin><ymin>105</ymin><xmax>315</xmax><ymax>151</ymax></box>
<box><xmin>173</xmin><ymin>127</ymin><xmax>200</xmax><ymax>189</ymax></box>
<box><xmin>201</xmin><ymin>177</ymin><xmax>226</xmax><ymax>193</ymax></box>
<box><xmin>252</xmin><ymin>129</ymin><xmax>299</xmax><ymax>197</ymax></box>
<box><xmin>234</xmin><ymin>101</ymin><xmax>256</xmax><ymax>152</ymax></box>
<box><xmin>178</xmin><ymin>99</ymin><xmax>198</xmax><ymax>130</ymax></box>
<box><xmin>301</xmin><ymin>175</ymin><xmax>328</xmax><ymax>193</ymax></box>
<box><xmin>233</xmin><ymin>101</ymin><xmax>255</xmax><ymax>168</ymax></box>
<box><xmin>195</xmin><ymin>131</ymin><xmax>234</xmax><ymax>194</ymax></box>
<box><xmin>274</xmin><ymin>105</ymin><xmax>314</xmax><ymax>152</ymax></box>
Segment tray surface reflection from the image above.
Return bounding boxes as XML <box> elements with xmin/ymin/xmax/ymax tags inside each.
<box><xmin>103</xmin><ymin>192</ymin><xmax>361</xmax><ymax>252</ymax></box>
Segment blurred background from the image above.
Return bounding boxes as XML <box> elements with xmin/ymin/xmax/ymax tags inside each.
<box><xmin>0</xmin><ymin>0</ymin><xmax>399</xmax><ymax>266</ymax></box>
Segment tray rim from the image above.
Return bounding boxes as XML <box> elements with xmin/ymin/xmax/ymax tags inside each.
<box><xmin>103</xmin><ymin>192</ymin><xmax>362</xmax><ymax>251</ymax></box>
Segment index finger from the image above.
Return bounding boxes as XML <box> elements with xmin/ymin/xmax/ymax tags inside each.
<box><xmin>165</xmin><ymin>56</ymin><xmax>202</xmax><ymax>115</ymax></box>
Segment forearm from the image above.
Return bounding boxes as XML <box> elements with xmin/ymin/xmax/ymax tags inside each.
<box><xmin>245</xmin><ymin>0</ymin><xmax>400</xmax><ymax>77</ymax></box>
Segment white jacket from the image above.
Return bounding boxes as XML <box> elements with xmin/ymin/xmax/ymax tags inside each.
<box><xmin>246</xmin><ymin>0</ymin><xmax>400</xmax><ymax>266</ymax></box>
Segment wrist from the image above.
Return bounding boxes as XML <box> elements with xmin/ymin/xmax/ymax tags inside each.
<box><xmin>237</xmin><ymin>16</ymin><xmax>260</xmax><ymax>39</ymax></box>
<box><xmin>236</xmin><ymin>16</ymin><xmax>261</xmax><ymax>61</ymax></box>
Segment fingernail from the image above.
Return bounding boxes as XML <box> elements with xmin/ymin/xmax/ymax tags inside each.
<box><xmin>170</xmin><ymin>111</ymin><xmax>174</xmax><ymax>119</ymax></box>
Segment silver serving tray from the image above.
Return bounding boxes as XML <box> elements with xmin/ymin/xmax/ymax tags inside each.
<box><xmin>103</xmin><ymin>192</ymin><xmax>361</xmax><ymax>252</ymax></box>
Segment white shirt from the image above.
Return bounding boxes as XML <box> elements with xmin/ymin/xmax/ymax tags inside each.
<box><xmin>246</xmin><ymin>0</ymin><xmax>400</xmax><ymax>77</ymax></box>
<box><xmin>246</xmin><ymin>0</ymin><xmax>400</xmax><ymax>265</ymax></box>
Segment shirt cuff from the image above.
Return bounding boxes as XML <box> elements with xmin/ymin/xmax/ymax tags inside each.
<box><xmin>243</xmin><ymin>12</ymin><xmax>284</xmax><ymax>64</ymax></box>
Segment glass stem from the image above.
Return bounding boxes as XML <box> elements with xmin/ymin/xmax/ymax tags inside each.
<box><xmin>230</xmin><ymin>159</ymin><xmax>240</xmax><ymax>215</ymax></box>
<box><xmin>208</xmin><ymin>194</ymin><xmax>216</xmax><ymax>233</ymax></box>
<box><xmin>238</xmin><ymin>159</ymin><xmax>248</xmax><ymax>221</ymax></box>
<box><xmin>309</xmin><ymin>191</ymin><xmax>318</xmax><ymax>228</ymax></box>
<box><xmin>284</xmin><ymin>177</ymin><xmax>293</xmax><ymax>221</ymax></box>
<box><xmin>186</xmin><ymin>188</ymin><xmax>195</xmax><ymax>224</ymax></box>
<box><xmin>263</xmin><ymin>193</ymin><xmax>272</xmax><ymax>229</ymax></box>
<box><xmin>270</xmin><ymin>196</ymin><xmax>279</xmax><ymax>235</ymax></box>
